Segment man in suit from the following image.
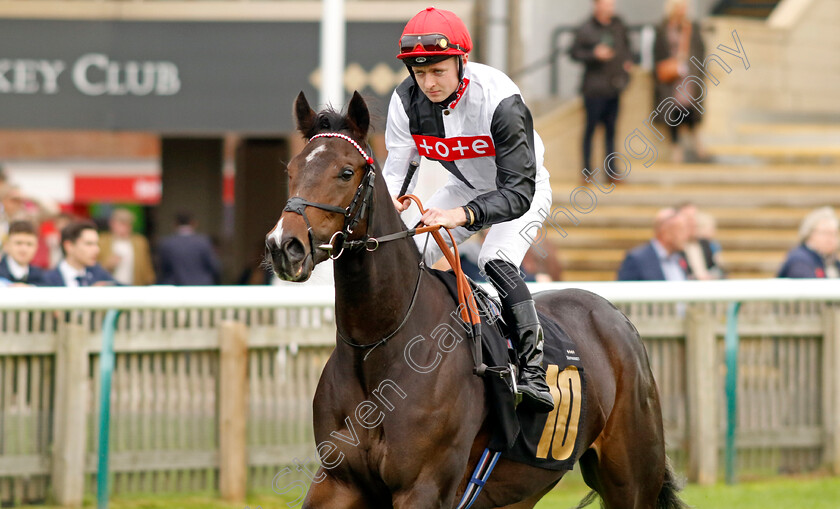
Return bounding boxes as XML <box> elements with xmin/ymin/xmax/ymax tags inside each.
<box><xmin>779</xmin><ymin>206</ymin><xmax>840</xmax><ymax>278</ymax></box>
<box><xmin>0</xmin><ymin>220</ymin><xmax>45</xmax><ymax>286</ymax></box>
<box><xmin>156</xmin><ymin>213</ymin><xmax>220</xmax><ymax>285</ymax></box>
<box><xmin>42</xmin><ymin>220</ymin><xmax>117</xmax><ymax>287</ymax></box>
<box><xmin>618</xmin><ymin>207</ymin><xmax>691</xmax><ymax>281</ymax></box>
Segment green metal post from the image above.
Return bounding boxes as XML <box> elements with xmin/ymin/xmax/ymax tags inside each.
<box><xmin>724</xmin><ymin>301</ymin><xmax>742</xmax><ymax>485</ymax></box>
<box><xmin>97</xmin><ymin>310</ymin><xmax>121</xmax><ymax>509</ymax></box>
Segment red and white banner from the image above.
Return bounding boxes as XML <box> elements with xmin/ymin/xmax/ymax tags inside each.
<box><xmin>7</xmin><ymin>162</ymin><xmax>234</xmax><ymax>205</ymax></box>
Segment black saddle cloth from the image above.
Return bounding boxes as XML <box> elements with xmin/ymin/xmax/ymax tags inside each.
<box><xmin>428</xmin><ymin>269</ymin><xmax>586</xmax><ymax>471</ymax></box>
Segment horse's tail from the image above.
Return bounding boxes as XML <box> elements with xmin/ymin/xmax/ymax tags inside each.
<box><xmin>572</xmin><ymin>458</ymin><xmax>690</xmax><ymax>509</ymax></box>
<box><xmin>657</xmin><ymin>457</ymin><xmax>690</xmax><ymax>509</ymax></box>
<box><xmin>572</xmin><ymin>489</ymin><xmax>599</xmax><ymax>509</ymax></box>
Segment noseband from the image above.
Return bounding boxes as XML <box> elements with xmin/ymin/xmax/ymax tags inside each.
<box><xmin>283</xmin><ymin>132</ymin><xmax>378</xmax><ymax>260</ymax></box>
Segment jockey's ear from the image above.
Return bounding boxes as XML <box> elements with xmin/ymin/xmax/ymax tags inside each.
<box><xmin>294</xmin><ymin>91</ymin><xmax>316</xmax><ymax>136</ymax></box>
<box><xmin>346</xmin><ymin>91</ymin><xmax>370</xmax><ymax>138</ymax></box>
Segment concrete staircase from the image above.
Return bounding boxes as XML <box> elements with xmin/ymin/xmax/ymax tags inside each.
<box><xmin>545</xmin><ymin>162</ymin><xmax>840</xmax><ymax>281</ymax></box>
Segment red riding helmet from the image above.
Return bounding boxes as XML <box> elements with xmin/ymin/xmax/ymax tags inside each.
<box><xmin>397</xmin><ymin>7</ymin><xmax>472</xmax><ymax>67</ymax></box>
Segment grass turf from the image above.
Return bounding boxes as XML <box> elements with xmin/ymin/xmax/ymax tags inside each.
<box><xmin>17</xmin><ymin>474</ymin><xmax>840</xmax><ymax>508</ymax></box>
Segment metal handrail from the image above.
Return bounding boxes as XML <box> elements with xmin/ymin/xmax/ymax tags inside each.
<box><xmin>509</xmin><ymin>23</ymin><xmax>653</xmax><ymax>96</ymax></box>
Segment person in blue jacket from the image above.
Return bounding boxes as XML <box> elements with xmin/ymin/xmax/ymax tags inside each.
<box><xmin>0</xmin><ymin>220</ymin><xmax>45</xmax><ymax>286</ymax></box>
<box><xmin>618</xmin><ymin>207</ymin><xmax>691</xmax><ymax>281</ymax></box>
<box><xmin>778</xmin><ymin>206</ymin><xmax>840</xmax><ymax>278</ymax></box>
<box><xmin>42</xmin><ymin>220</ymin><xmax>117</xmax><ymax>287</ymax></box>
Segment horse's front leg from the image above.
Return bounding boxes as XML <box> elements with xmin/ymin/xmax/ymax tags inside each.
<box><xmin>302</xmin><ymin>472</ymin><xmax>370</xmax><ymax>509</ymax></box>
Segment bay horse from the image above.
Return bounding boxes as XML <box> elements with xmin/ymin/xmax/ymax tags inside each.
<box><xmin>265</xmin><ymin>91</ymin><xmax>688</xmax><ymax>509</ymax></box>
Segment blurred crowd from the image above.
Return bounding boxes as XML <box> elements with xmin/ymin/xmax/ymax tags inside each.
<box><xmin>616</xmin><ymin>204</ymin><xmax>840</xmax><ymax>281</ymax></box>
<box><xmin>1</xmin><ymin>0</ymin><xmax>836</xmax><ymax>287</ymax></box>
<box><xmin>4</xmin><ymin>162</ymin><xmax>838</xmax><ymax>287</ymax></box>
<box><xmin>0</xmin><ymin>167</ymin><xmax>222</xmax><ymax>287</ymax></box>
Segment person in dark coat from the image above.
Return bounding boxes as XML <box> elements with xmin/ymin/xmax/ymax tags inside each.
<box><xmin>778</xmin><ymin>207</ymin><xmax>840</xmax><ymax>278</ymax></box>
<box><xmin>42</xmin><ymin>220</ymin><xmax>117</xmax><ymax>287</ymax></box>
<box><xmin>0</xmin><ymin>220</ymin><xmax>45</xmax><ymax>286</ymax></box>
<box><xmin>570</xmin><ymin>0</ymin><xmax>633</xmax><ymax>173</ymax></box>
<box><xmin>653</xmin><ymin>0</ymin><xmax>706</xmax><ymax>162</ymax></box>
<box><xmin>618</xmin><ymin>207</ymin><xmax>691</xmax><ymax>281</ymax></box>
<box><xmin>156</xmin><ymin>213</ymin><xmax>221</xmax><ymax>285</ymax></box>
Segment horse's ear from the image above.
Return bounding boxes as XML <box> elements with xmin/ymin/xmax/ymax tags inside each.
<box><xmin>294</xmin><ymin>91</ymin><xmax>316</xmax><ymax>136</ymax></box>
<box><xmin>346</xmin><ymin>91</ymin><xmax>370</xmax><ymax>138</ymax></box>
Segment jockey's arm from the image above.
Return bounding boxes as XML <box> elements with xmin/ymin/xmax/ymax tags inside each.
<box><xmin>382</xmin><ymin>89</ymin><xmax>420</xmax><ymax>206</ymax></box>
<box><xmin>462</xmin><ymin>95</ymin><xmax>537</xmax><ymax>231</ymax></box>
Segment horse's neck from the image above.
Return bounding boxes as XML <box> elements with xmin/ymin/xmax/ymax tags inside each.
<box><xmin>333</xmin><ymin>183</ymin><xmax>422</xmax><ymax>344</ymax></box>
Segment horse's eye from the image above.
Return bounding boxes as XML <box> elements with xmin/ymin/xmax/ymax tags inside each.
<box><xmin>339</xmin><ymin>167</ymin><xmax>355</xmax><ymax>181</ymax></box>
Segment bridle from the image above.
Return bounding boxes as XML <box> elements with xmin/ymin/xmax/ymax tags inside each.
<box><xmin>282</xmin><ymin>131</ymin><xmax>438</xmax><ymax>356</ymax></box>
<box><xmin>284</xmin><ymin>131</ymin><xmax>437</xmax><ymax>260</ymax></box>
<box><xmin>282</xmin><ymin>131</ymin><xmax>483</xmax><ymax>363</ymax></box>
<box><xmin>282</xmin><ymin>132</ymin><xmax>379</xmax><ymax>261</ymax></box>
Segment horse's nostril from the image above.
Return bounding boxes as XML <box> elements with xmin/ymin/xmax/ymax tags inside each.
<box><xmin>281</xmin><ymin>237</ymin><xmax>306</xmax><ymax>262</ymax></box>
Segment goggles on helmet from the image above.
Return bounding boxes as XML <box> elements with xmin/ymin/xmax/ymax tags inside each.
<box><xmin>399</xmin><ymin>33</ymin><xmax>466</xmax><ymax>55</ymax></box>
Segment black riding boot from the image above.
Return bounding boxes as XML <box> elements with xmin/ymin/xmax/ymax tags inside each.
<box><xmin>509</xmin><ymin>299</ymin><xmax>555</xmax><ymax>413</ymax></box>
<box><xmin>484</xmin><ymin>259</ymin><xmax>555</xmax><ymax>413</ymax></box>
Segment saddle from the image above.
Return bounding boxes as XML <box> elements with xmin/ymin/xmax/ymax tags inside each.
<box><xmin>398</xmin><ymin>194</ymin><xmax>585</xmax><ymax>470</ymax></box>
<box><xmin>428</xmin><ymin>269</ymin><xmax>586</xmax><ymax>471</ymax></box>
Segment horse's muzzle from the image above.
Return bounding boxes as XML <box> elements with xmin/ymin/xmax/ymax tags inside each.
<box><xmin>266</xmin><ymin>235</ymin><xmax>313</xmax><ymax>282</ymax></box>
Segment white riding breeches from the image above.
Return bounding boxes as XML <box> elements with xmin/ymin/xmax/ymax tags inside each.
<box><xmin>406</xmin><ymin>172</ymin><xmax>552</xmax><ymax>271</ymax></box>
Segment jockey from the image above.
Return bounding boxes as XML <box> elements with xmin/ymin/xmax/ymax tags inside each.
<box><xmin>383</xmin><ymin>7</ymin><xmax>555</xmax><ymax>413</ymax></box>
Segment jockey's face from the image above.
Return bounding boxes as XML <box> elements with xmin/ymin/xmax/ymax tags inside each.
<box><xmin>411</xmin><ymin>56</ymin><xmax>462</xmax><ymax>103</ymax></box>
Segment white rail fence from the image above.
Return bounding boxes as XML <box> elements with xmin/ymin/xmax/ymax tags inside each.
<box><xmin>0</xmin><ymin>279</ymin><xmax>838</xmax><ymax>505</ymax></box>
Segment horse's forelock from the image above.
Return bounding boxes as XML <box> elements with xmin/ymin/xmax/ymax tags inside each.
<box><xmin>305</xmin><ymin>108</ymin><xmax>367</xmax><ymax>142</ymax></box>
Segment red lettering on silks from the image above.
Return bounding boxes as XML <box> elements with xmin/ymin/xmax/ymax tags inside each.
<box><xmin>412</xmin><ymin>135</ymin><xmax>496</xmax><ymax>161</ymax></box>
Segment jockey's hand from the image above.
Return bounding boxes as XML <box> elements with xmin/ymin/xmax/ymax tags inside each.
<box><xmin>420</xmin><ymin>207</ymin><xmax>468</xmax><ymax>229</ymax></box>
<box><xmin>392</xmin><ymin>195</ymin><xmax>411</xmax><ymax>212</ymax></box>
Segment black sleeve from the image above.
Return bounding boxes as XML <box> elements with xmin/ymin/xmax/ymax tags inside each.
<box><xmin>653</xmin><ymin>24</ymin><xmax>670</xmax><ymax>64</ymax></box>
<box><xmin>464</xmin><ymin>95</ymin><xmax>537</xmax><ymax>231</ymax></box>
<box><xmin>569</xmin><ymin>22</ymin><xmax>598</xmax><ymax>63</ymax></box>
<box><xmin>622</xmin><ymin>21</ymin><xmax>633</xmax><ymax>63</ymax></box>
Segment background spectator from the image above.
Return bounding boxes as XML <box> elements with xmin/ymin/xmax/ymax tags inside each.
<box><xmin>0</xmin><ymin>185</ymin><xmax>59</xmax><ymax>244</ymax></box>
<box><xmin>778</xmin><ymin>206</ymin><xmax>840</xmax><ymax>278</ymax></box>
<box><xmin>618</xmin><ymin>207</ymin><xmax>690</xmax><ymax>281</ymax></box>
<box><xmin>0</xmin><ymin>166</ymin><xmax>7</xmax><ymax>200</ymax></box>
<box><xmin>44</xmin><ymin>212</ymin><xmax>76</xmax><ymax>269</ymax></box>
<box><xmin>695</xmin><ymin>210</ymin><xmax>724</xmax><ymax>278</ymax></box>
<box><xmin>679</xmin><ymin>202</ymin><xmax>724</xmax><ymax>279</ymax></box>
<box><xmin>157</xmin><ymin>212</ymin><xmax>221</xmax><ymax>285</ymax></box>
<box><xmin>0</xmin><ymin>220</ymin><xmax>45</xmax><ymax>286</ymax></box>
<box><xmin>98</xmin><ymin>208</ymin><xmax>156</xmax><ymax>285</ymax></box>
<box><xmin>653</xmin><ymin>0</ymin><xmax>706</xmax><ymax>163</ymax></box>
<box><xmin>570</xmin><ymin>0</ymin><xmax>633</xmax><ymax>175</ymax></box>
<box><xmin>42</xmin><ymin>220</ymin><xmax>117</xmax><ymax>287</ymax></box>
<box><xmin>522</xmin><ymin>241</ymin><xmax>564</xmax><ymax>282</ymax></box>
